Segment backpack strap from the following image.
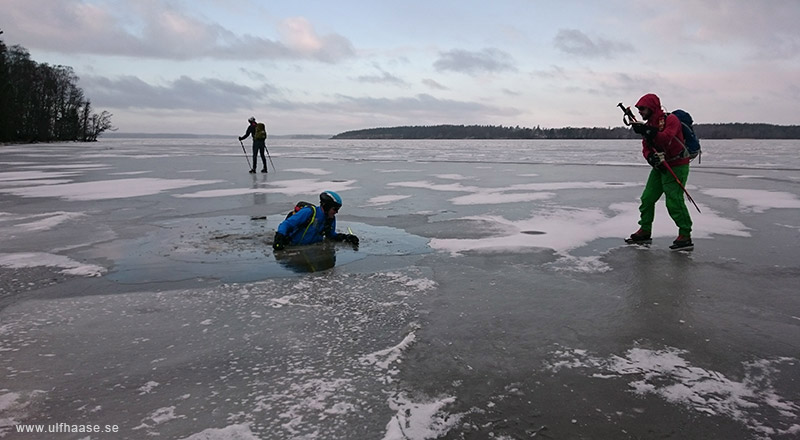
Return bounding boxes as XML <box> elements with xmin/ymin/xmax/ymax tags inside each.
<box><xmin>298</xmin><ymin>206</ymin><xmax>316</xmax><ymax>242</ymax></box>
<box><xmin>663</xmin><ymin>112</ymin><xmax>693</xmax><ymax>162</ymax></box>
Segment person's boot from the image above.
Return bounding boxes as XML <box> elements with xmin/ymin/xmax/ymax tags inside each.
<box><xmin>625</xmin><ymin>228</ymin><xmax>652</xmax><ymax>244</ymax></box>
<box><xmin>261</xmin><ymin>168</ymin><xmax>268</xmax><ymax>173</ymax></box>
<box><xmin>669</xmin><ymin>235</ymin><xmax>693</xmax><ymax>251</ymax></box>
<box><xmin>249</xmin><ymin>169</ymin><xmax>256</xmax><ymax>174</ymax></box>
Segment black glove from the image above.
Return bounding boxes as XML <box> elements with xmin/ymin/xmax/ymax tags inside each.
<box><xmin>238</xmin><ymin>136</ymin><xmax>244</xmax><ymax>141</ymax></box>
<box><xmin>646</xmin><ymin>152</ymin><xmax>666</xmax><ymax>170</ymax></box>
<box><xmin>632</xmin><ymin>123</ymin><xmax>657</xmax><ymax>140</ymax></box>
<box><xmin>273</xmin><ymin>232</ymin><xmax>290</xmax><ymax>250</ymax></box>
<box><xmin>343</xmin><ymin>234</ymin><xmax>359</xmax><ymax>246</ymax></box>
<box><xmin>333</xmin><ymin>233</ymin><xmax>359</xmax><ymax>246</ymax></box>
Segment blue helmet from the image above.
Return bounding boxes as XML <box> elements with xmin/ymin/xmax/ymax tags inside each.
<box><xmin>320</xmin><ymin>191</ymin><xmax>343</xmax><ymax>209</ymax></box>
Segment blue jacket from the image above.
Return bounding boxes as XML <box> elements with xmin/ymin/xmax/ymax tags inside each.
<box><xmin>277</xmin><ymin>205</ymin><xmax>339</xmax><ymax>245</ymax></box>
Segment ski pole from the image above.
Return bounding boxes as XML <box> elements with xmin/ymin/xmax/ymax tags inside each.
<box><xmin>618</xmin><ymin>103</ymin><xmax>701</xmax><ymax>213</ymax></box>
<box><xmin>265</xmin><ymin>131</ymin><xmax>276</xmax><ymax>171</ymax></box>
<box><xmin>239</xmin><ymin>139</ymin><xmax>252</xmax><ymax>170</ymax></box>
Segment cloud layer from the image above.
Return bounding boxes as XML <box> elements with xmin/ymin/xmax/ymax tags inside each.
<box><xmin>4</xmin><ymin>0</ymin><xmax>799</xmax><ymax>134</ymax></box>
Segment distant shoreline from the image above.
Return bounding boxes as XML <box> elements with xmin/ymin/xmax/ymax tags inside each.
<box><xmin>99</xmin><ymin>133</ymin><xmax>332</xmax><ymax>140</ymax></box>
<box><xmin>331</xmin><ymin>123</ymin><xmax>800</xmax><ymax>140</ymax></box>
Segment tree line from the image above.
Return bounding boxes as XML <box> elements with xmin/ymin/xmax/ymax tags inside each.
<box><xmin>0</xmin><ymin>30</ymin><xmax>114</xmax><ymax>143</ymax></box>
<box><xmin>332</xmin><ymin>123</ymin><xmax>800</xmax><ymax>140</ymax></box>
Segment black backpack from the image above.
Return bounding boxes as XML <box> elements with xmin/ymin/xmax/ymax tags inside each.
<box><xmin>670</xmin><ymin>109</ymin><xmax>701</xmax><ymax>162</ymax></box>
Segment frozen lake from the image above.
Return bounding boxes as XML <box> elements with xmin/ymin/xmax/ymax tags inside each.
<box><xmin>1</xmin><ymin>138</ymin><xmax>799</xmax><ymax>439</ymax></box>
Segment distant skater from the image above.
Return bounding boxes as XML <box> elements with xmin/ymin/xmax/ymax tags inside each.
<box><xmin>239</xmin><ymin>116</ymin><xmax>268</xmax><ymax>173</ymax></box>
<box><xmin>626</xmin><ymin>93</ymin><xmax>694</xmax><ymax>250</ymax></box>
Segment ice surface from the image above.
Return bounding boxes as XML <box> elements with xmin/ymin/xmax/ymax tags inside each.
<box><xmin>1</xmin><ymin>138</ymin><xmax>798</xmax><ymax>439</ymax></box>
<box><xmin>547</xmin><ymin>345</ymin><xmax>800</xmax><ymax>437</ymax></box>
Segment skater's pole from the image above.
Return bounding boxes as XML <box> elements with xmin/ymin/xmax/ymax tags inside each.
<box><xmin>239</xmin><ymin>139</ymin><xmax>252</xmax><ymax>170</ymax></box>
<box><xmin>618</xmin><ymin>103</ymin><xmax>701</xmax><ymax>213</ymax></box>
<box><xmin>265</xmin><ymin>131</ymin><xmax>276</xmax><ymax>171</ymax></box>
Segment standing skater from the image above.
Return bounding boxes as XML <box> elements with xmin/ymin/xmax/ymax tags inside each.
<box><xmin>626</xmin><ymin>93</ymin><xmax>694</xmax><ymax>250</ymax></box>
<box><xmin>239</xmin><ymin>116</ymin><xmax>268</xmax><ymax>173</ymax></box>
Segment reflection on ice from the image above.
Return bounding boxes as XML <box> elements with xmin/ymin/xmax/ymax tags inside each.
<box><xmin>430</xmin><ymin>201</ymin><xmax>750</xmax><ymax>271</ymax></box>
<box><xmin>702</xmin><ymin>188</ymin><xmax>800</xmax><ymax>213</ymax></box>
<box><xmin>274</xmin><ymin>243</ymin><xmax>338</xmax><ymax>273</ymax></box>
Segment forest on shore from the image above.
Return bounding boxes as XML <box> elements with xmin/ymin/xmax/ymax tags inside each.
<box><xmin>332</xmin><ymin>123</ymin><xmax>800</xmax><ymax>140</ymax></box>
<box><xmin>0</xmin><ymin>30</ymin><xmax>114</xmax><ymax>144</ymax></box>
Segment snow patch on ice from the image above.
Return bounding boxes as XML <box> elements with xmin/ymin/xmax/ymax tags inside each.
<box><xmin>702</xmin><ymin>188</ymin><xmax>800</xmax><ymax>213</ymax></box>
<box><xmin>0</xmin><ymin>393</ymin><xmax>21</xmax><ymax>412</ymax></box>
<box><xmin>24</xmin><ymin>163</ymin><xmax>110</xmax><ymax>170</ymax></box>
<box><xmin>134</xmin><ymin>406</ymin><xmax>185</xmax><ymax>431</ymax></box>
<box><xmin>274</xmin><ymin>378</ymin><xmax>356</xmax><ymax>436</ymax></box>
<box><xmin>377</xmin><ymin>168</ymin><xmax>424</xmax><ymax>173</ymax></box>
<box><xmin>0</xmin><ymin>178</ymin><xmax>223</xmax><ymax>201</ymax></box>
<box><xmin>0</xmin><ymin>170</ymin><xmax>79</xmax><ymax>182</ymax></box>
<box><xmin>452</xmin><ymin>191</ymin><xmax>554</xmax><ymax>205</ymax></box>
<box><xmin>388</xmin><ymin>179</ymin><xmax>639</xmax><ymax>206</ymax></box>
<box><xmin>361</xmin><ymin>331</ymin><xmax>416</xmax><ymax>371</ymax></box>
<box><xmin>430</xmin><ymin>202</ymin><xmax>750</xmax><ymax>266</ymax></box>
<box><xmin>0</xmin><ymin>252</ymin><xmax>106</xmax><ymax>277</ymax></box>
<box><xmin>179</xmin><ymin>423</ymin><xmax>260</xmax><ymax>440</ymax></box>
<box><xmin>433</xmin><ymin>174</ymin><xmax>472</xmax><ymax>180</ymax></box>
<box><xmin>364</xmin><ymin>195</ymin><xmax>412</xmax><ymax>206</ymax></box>
<box><xmin>138</xmin><ymin>381</ymin><xmax>159</xmax><ymax>395</ymax></box>
<box><xmin>0</xmin><ymin>211</ymin><xmax>85</xmax><ymax>234</ymax></box>
<box><xmin>109</xmin><ymin>171</ymin><xmax>152</xmax><ymax>175</ymax></box>
<box><xmin>547</xmin><ymin>255</ymin><xmax>612</xmax><ymax>273</ymax></box>
<box><xmin>0</xmin><ymin>391</ymin><xmax>46</xmax><ymax>436</ymax></box>
<box><xmin>176</xmin><ymin>178</ymin><xmax>357</xmax><ymax>198</ymax></box>
<box><xmin>547</xmin><ymin>345</ymin><xmax>800</xmax><ymax>437</ymax></box>
<box><xmin>382</xmin><ymin>393</ymin><xmax>462</xmax><ymax>440</ymax></box>
<box><xmin>283</xmin><ymin>168</ymin><xmax>332</xmax><ymax>175</ymax></box>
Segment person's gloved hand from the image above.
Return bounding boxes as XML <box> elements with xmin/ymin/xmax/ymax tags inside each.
<box><xmin>238</xmin><ymin>136</ymin><xmax>244</xmax><ymax>141</ymax></box>
<box><xmin>343</xmin><ymin>234</ymin><xmax>359</xmax><ymax>246</ymax></box>
<box><xmin>273</xmin><ymin>232</ymin><xmax>289</xmax><ymax>250</ymax></box>
<box><xmin>646</xmin><ymin>152</ymin><xmax>666</xmax><ymax>169</ymax></box>
<box><xmin>333</xmin><ymin>233</ymin><xmax>359</xmax><ymax>246</ymax></box>
<box><xmin>632</xmin><ymin>123</ymin><xmax>657</xmax><ymax>140</ymax></box>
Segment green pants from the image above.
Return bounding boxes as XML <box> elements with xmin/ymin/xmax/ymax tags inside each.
<box><xmin>638</xmin><ymin>164</ymin><xmax>692</xmax><ymax>237</ymax></box>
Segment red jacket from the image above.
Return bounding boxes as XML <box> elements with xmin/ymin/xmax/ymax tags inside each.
<box><xmin>636</xmin><ymin>94</ymin><xmax>690</xmax><ymax>167</ymax></box>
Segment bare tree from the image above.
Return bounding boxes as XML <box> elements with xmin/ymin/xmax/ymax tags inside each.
<box><xmin>0</xmin><ymin>32</ymin><xmax>114</xmax><ymax>143</ymax></box>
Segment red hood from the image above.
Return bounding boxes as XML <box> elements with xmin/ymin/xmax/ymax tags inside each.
<box><xmin>636</xmin><ymin>93</ymin><xmax>665</xmax><ymax>121</ymax></box>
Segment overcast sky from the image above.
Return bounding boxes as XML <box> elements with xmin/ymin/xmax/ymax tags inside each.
<box><xmin>4</xmin><ymin>0</ymin><xmax>799</xmax><ymax>135</ymax></box>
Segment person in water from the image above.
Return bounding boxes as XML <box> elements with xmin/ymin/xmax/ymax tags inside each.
<box><xmin>273</xmin><ymin>191</ymin><xmax>359</xmax><ymax>250</ymax></box>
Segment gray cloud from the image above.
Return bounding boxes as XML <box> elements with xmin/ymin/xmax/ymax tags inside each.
<box><xmin>530</xmin><ymin>65</ymin><xmax>568</xmax><ymax>80</ymax></box>
<box><xmin>434</xmin><ymin>48</ymin><xmax>517</xmax><ymax>75</ymax></box>
<box><xmin>82</xmin><ymin>72</ymin><xmax>519</xmax><ymax>126</ymax></box>
<box><xmin>422</xmin><ymin>78</ymin><xmax>449</xmax><ymax>90</ymax></box>
<box><xmin>653</xmin><ymin>0</ymin><xmax>800</xmax><ymax>61</ymax></box>
<box><xmin>3</xmin><ymin>0</ymin><xmax>355</xmax><ymax>63</ymax></box>
<box><xmin>356</xmin><ymin>71</ymin><xmax>409</xmax><ymax>87</ymax></box>
<box><xmin>84</xmin><ymin>75</ymin><xmax>278</xmax><ymax>111</ymax></box>
<box><xmin>328</xmin><ymin>93</ymin><xmax>520</xmax><ymax>120</ymax></box>
<box><xmin>553</xmin><ymin>29</ymin><xmax>634</xmax><ymax>58</ymax></box>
